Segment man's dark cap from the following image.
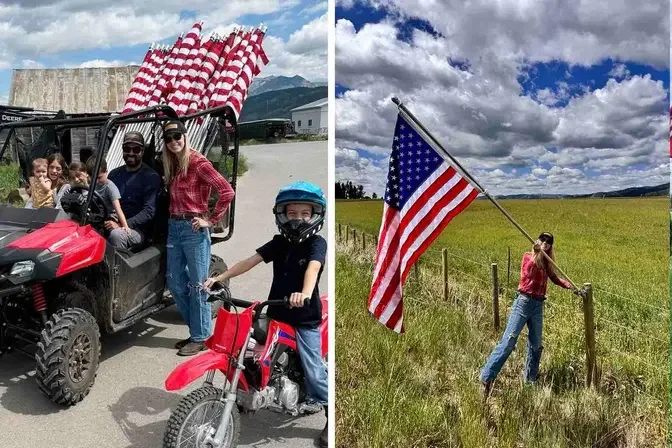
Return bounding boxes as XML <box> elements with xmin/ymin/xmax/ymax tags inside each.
<box><xmin>122</xmin><ymin>131</ymin><xmax>145</xmax><ymax>147</ymax></box>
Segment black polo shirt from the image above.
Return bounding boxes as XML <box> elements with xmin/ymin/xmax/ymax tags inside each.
<box><xmin>256</xmin><ymin>234</ymin><xmax>326</xmax><ymax>328</ymax></box>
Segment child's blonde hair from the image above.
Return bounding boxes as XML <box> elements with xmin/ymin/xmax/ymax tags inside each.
<box><xmin>32</xmin><ymin>158</ymin><xmax>48</xmax><ymax>172</ymax></box>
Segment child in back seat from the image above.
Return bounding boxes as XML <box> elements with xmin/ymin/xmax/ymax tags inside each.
<box><xmin>85</xmin><ymin>157</ymin><xmax>131</xmax><ymax>236</ymax></box>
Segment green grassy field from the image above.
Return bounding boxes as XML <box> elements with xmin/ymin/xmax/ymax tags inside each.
<box><xmin>336</xmin><ymin>198</ymin><xmax>668</xmax><ymax>447</ymax></box>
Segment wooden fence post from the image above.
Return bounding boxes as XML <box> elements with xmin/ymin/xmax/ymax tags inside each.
<box><xmin>374</xmin><ymin>234</ymin><xmax>378</xmax><ymax>247</ymax></box>
<box><xmin>582</xmin><ymin>283</ymin><xmax>596</xmax><ymax>388</ymax></box>
<box><xmin>362</xmin><ymin>233</ymin><xmax>366</xmax><ymax>251</ymax></box>
<box><xmin>338</xmin><ymin>223</ymin><xmax>342</xmax><ymax>240</ymax></box>
<box><xmin>345</xmin><ymin>225</ymin><xmax>349</xmax><ymax>243</ymax></box>
<box><xmin>491</xmin><ymin>263</ymin><xmax>499</xmax><ymax>331</ymax></box>
<box><xmin>442</xmin><ymin>249</ymin><xmax>449</xmax><ymax>301</ymax></box>
<box><xmin>352</xmin><ymin>229</ymin><xmax>357</xmax><ymax>248</ymax></box>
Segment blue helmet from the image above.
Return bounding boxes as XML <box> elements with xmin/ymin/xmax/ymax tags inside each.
<box><xmin>273</xmin><ymin>181</ymin><xmax>326</xmax><ymax>243</ymax></box>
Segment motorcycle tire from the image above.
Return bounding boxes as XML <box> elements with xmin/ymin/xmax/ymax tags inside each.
<box><xmin>163</xmin><ymin>386</ymin><xmax>240</xmax><ymax>448</ymax></box>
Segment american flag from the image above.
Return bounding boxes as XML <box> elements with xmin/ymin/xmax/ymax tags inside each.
<box><xmin>367</xmin><ymin>112</ymin><xmax>480</xmax><ymax>333</ymax></box>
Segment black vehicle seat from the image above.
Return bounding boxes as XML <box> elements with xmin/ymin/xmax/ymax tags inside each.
<box><xmin>252</xmin><ymin>314</ymin><xmax>269</xmax><ymax>344</ymax></box>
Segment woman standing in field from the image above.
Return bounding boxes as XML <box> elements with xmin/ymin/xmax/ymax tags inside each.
<box><xmin>161</xmin><ymin>119</ymin><xmax>235</xmax><ymax>356</ymax></box>
<box><xmin>480</xmin><ymin>232</ymin><xmax>583</xmax><ymax>395</ymax></box>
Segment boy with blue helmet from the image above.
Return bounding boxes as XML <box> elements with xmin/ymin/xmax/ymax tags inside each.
<box><xmin>204</xmin><ymin>180</ymin><xmax>328</xmax><ymax>447</ymax></box>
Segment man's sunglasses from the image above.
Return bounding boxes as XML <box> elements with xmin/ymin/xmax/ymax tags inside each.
<box><xmin>122</xmin><ymin>145</ymin><xmax>143</xmax><ymax>154</ymax></box>
<box><xmin>163</xmin><ymin>133</ymin><xmax>183</xmax><ymax>143</ymax></box>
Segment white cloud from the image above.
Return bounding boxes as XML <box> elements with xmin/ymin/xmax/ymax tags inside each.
<box><xmin>335</xmin><ymin>147</ymin><xmax>389</xmax><ymax>196</ymax></box>
<box><xmin>21</xmin><ymin>59</ymin><xmax>44</xmax><ymax>69</ymax></box>
<box><xmin>301</xmin><ymin>1</ymin><xmax>327</xmax><ymax>15</ymax></box>
<box><xmin>335</xmin><ymin>3</ymin><xmax>668</xmax><ymax>196</ymax></box>
<box><xmin>0</xmin><ymin>1</ymin><xmax>323</xmax><ymax>81</ymax></box>
<box><xmin>286</xmin><ymin>13</ymin><xmax>327</xmax><ymax>54</ymax></box>
<box><xmin>609</xmin><ymin>63</ymin><xmax>631</xmax><ymax>79</ymax></box>
<box><xmin>75</xmin><ymin>59</ymin><xmax>133</xmax><ymax>68</ymax></box>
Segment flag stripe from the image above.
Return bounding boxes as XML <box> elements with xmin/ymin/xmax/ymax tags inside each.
<box><xmin>401</xmin><ymin>184</ymin><xmax>478</xmax><ymax>283</ymax></box>
<box><xmin>399</xmin><ymin>177</ymin><xmax>474</xmax><ymax>278</ymax></box>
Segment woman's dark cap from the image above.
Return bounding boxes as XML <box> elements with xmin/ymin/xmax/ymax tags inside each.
<box><xmin>162</xmin><ymin>120</ymin><xmax>187</xmax><ymax>136</ymax></box>
<box><xmin>538</xmin><ymin>232</ymin><xmax>554</xmax><ymax>245</ymax></box>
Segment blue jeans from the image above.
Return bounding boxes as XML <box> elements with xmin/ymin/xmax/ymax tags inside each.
<box><xmin>166</xmin><ymin>219</ymin><xmax>212</xmax><ymax>342</ymax></box>
<box><xmin>480</xmin><ymin>293</ymin><xmax>544</xmax><ymax>384</ymax></box>
<box><xmin>295</xmin><ymin>327</ymin><xmax>328</xmax><ymax>405</ymax></box>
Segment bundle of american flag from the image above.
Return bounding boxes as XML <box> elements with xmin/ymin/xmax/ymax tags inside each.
<box><xmin>106</xmin><ymin>21</ymin><xmax>269</xmax><ymax>170</ymax></box>
<box><xmin>367</xmin><ymin>103</ymin><xmax>480</xmax><ymax>333</ymax></box>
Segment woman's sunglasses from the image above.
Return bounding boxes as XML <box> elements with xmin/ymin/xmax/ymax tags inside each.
<box><xmin>163</xmin><ymin>133</ymin><xmax>183</xmax><ymax>143</ymax></box>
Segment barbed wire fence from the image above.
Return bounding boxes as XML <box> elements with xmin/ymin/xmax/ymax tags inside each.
<box><xmin>336</xmin><ymin>222</ymin><xmax>668</xmax><ymax>406</ymax></box>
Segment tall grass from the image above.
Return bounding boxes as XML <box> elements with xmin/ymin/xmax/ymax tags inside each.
<box><xmin>335</xmin><ymin>198</ymin><xmax>667</xmax><ymax>447</ymax></box>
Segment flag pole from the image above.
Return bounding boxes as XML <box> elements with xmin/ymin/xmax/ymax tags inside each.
<box><xmin>391</xmin><ymin>96</ymin><xmax>578</xmax><ymax>290</ymax></box>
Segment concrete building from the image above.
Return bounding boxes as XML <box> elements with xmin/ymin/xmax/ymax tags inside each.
<box><xmin>290</xmin><ymin>98</ymin><xmax>327</xmax><ymax>134</ymax></box>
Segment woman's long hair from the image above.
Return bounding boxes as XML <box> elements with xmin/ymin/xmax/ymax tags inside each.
<box><xmin>47</xmin><ymin>153</ymin><xmax>69</xmax><ymax>190</ymax></box>
<box><xmin>162</xmin><ymin>134</ymin><xmax>192</xmax><ymax>184</ymax></box>
<box><xmin>533</xmin><ymin>245</ymin><xmax>556</xmax><ymax>277</ymax></box>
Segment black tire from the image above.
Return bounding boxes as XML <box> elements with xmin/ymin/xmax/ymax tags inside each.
<box><xmin>209</xmin><ymin>255</ymin><xmax>228</xmax><ymax>318</ymax></box>
<box><xmin>35</xmin><ymin>308</ymin><xmax>101</xmax><ymax>406</ymax></box>
<box><xmin>163</xmin><ymin>386</ymin><xmax>240</xmax><ymax>448</ymax></box>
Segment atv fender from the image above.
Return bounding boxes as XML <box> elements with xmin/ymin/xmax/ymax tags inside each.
<box><xmin>165</xmin><ymin>350</ymin><xmax>249</xmax><ymax>392</ymax></box>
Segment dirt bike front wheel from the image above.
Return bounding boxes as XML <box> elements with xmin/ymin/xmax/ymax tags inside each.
<box><xmin>163</xmin><ymin>386</ymin><xmax>240</xmax><ymax>448</ymax></box>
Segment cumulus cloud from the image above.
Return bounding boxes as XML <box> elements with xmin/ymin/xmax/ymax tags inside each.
<box><xmin>335</xmin><ymin>2</ymin><xmax>668</xmax><ymax>196</ymax></box>
<box><xmin>21</xmin><ymin>59</ymin><xmax>44</xmax><ymax>69</ymax></box>
<box><xmin>75</xmin><ymin>59</ymin><xmax>133</xmax><ymax>68</ymax></box>
<box><xmin>0</xmin><ymin>1</ymin><xmax>325</xmax><ymax>80</ymax></box>
<box><xmin>609</xmin><ymin>63</ymin><xmax>631</xmax><ymax>79</ymax></box>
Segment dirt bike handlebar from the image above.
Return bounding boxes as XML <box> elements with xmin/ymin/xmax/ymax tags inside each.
<box><xmin>205</xmin><ymin>283</ymin><xmax>310</xmax><ymax>320</ymax></box>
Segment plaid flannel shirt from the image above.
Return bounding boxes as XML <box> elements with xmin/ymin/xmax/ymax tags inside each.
<box><xmin>517</xmin><ymin>252</ymin><xmax>572</xmax><ymax>298</ymax></box>
<box><xmin>169</xmin><ymin>150</ymin><xmax>235</xmax><ymax>226</ymax></box>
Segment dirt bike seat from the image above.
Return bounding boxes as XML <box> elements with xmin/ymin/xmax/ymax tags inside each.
<box><xmin>252</xmin><ymin>314</ymin><xmax>269</xmax><ymax>343</ymax></box>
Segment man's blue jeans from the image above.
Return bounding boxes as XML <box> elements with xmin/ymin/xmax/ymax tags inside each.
<box><xmin>480</xmin><ymin>293</ymin><xmax>544</xmax><ymax>384</ymax></box>
<box><xmin>166</xmin><ymin>219</ymin><xmax>212</xmax><ymax>342</ymax></box>
<box><xmin>295</xmin><ymin>327</ymin><xmax>328</xmax><ymax>405</ymax></box>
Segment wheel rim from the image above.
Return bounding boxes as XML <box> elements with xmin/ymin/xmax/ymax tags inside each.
<box><xmin>176</xmin><ymin>398</ymin><xmax>233</xmax><ymax>448</ymax></box>
<box><xmin>68</xmin><ymin>332</ymin><xmax>93</xmax><ymax>383</ymax></box>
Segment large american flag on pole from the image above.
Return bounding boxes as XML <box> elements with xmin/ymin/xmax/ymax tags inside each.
<box><xmin>368</xmin><ymin>112</ymin><xmax>481</xmax><ymax>333</ymax></box>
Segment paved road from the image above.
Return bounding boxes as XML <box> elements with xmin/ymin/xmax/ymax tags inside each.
<box><xmin>0</xmin><ymin>141</ymin><xmax>328</xmax><ymax>448</ymax></box>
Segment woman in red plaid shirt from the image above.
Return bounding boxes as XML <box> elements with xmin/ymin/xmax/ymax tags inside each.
<box><xmin>480</xmin><ymin>232</ymin><xmax>584</xmax><ymax>396</ymax></box>
<box><xmin>161</xmin><ymin>119</ymin><xmax>235</xmax><ymax>356</ymax></box>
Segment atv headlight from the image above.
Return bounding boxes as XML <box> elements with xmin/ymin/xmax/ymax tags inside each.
<box><xmin>10</xmin><ymin>261</ymin><xmax>34</xmax><ymax>278</ymax></box>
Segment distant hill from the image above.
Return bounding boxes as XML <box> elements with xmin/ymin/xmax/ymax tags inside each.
<box><xmin>248</xmin><ymin>75</ymin><xmax>324</xmax><ymax>96</ymax></box>
<box><xmin>490</xmin><ymin>182</ymin><xmax>669</xmax><ymax>199</ymax></box>
<box><xmin>239</xmin><ymin>86</ymin><xmax>327</xmax><ymax>121</ymax></box>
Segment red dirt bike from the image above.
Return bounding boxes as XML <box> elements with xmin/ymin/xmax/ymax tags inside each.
<box><xmin>162</xmin><ymin>284</ymin><xmax>328</xmax><ymax>448</ymax></box>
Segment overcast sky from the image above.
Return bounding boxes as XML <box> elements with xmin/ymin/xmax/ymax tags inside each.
<box><xmin>0</xmin><ymin>0</ymin><xmax>327</xmax><ymax>104</ymax></box>
<box><xmin>335</xmin><ymin>0</ymin><xmax>670</xmax><ymax>197</ymax></box>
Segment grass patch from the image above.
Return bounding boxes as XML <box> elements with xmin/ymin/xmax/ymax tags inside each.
<box><xmin>336</xmin><ymin>198</ymin><xmax>667</xmax><ymax>447</ymax></box>
<box><xmin>206</xmin><ymin>147</ymin><xmax>249</xmax><ymax>178</ymax></box>
<box><xmin>0</xmin><ymin>164</ymin><xmax>20</xmax><ymax>204</ymax></box>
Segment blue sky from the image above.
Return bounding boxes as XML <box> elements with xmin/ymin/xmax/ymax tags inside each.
<box><xmin>0</xmin><ymin>0</ymin><xmax>327</xmax><ymax>104</ymax></box>
<box><xmin>335</xmin><ymin>0</ymin><xmax>669</xmax><ymax>196</ymax></box>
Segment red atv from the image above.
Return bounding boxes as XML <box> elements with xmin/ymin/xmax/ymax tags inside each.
<box><xmin>0</xmin><ymin>104</ymin><xmax>239</xmax><ymax>406</ymax></box>
<box><xmin>162</xmin><ymin>285</ymin><xmax>328</xmax><ymax>448</ymax></box>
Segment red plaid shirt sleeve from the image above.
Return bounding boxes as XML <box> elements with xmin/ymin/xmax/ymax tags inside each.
<box><xmin>194</xmin><ymin>156</ymin><xmax>235</xmax><ymax>225</ymax></box>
